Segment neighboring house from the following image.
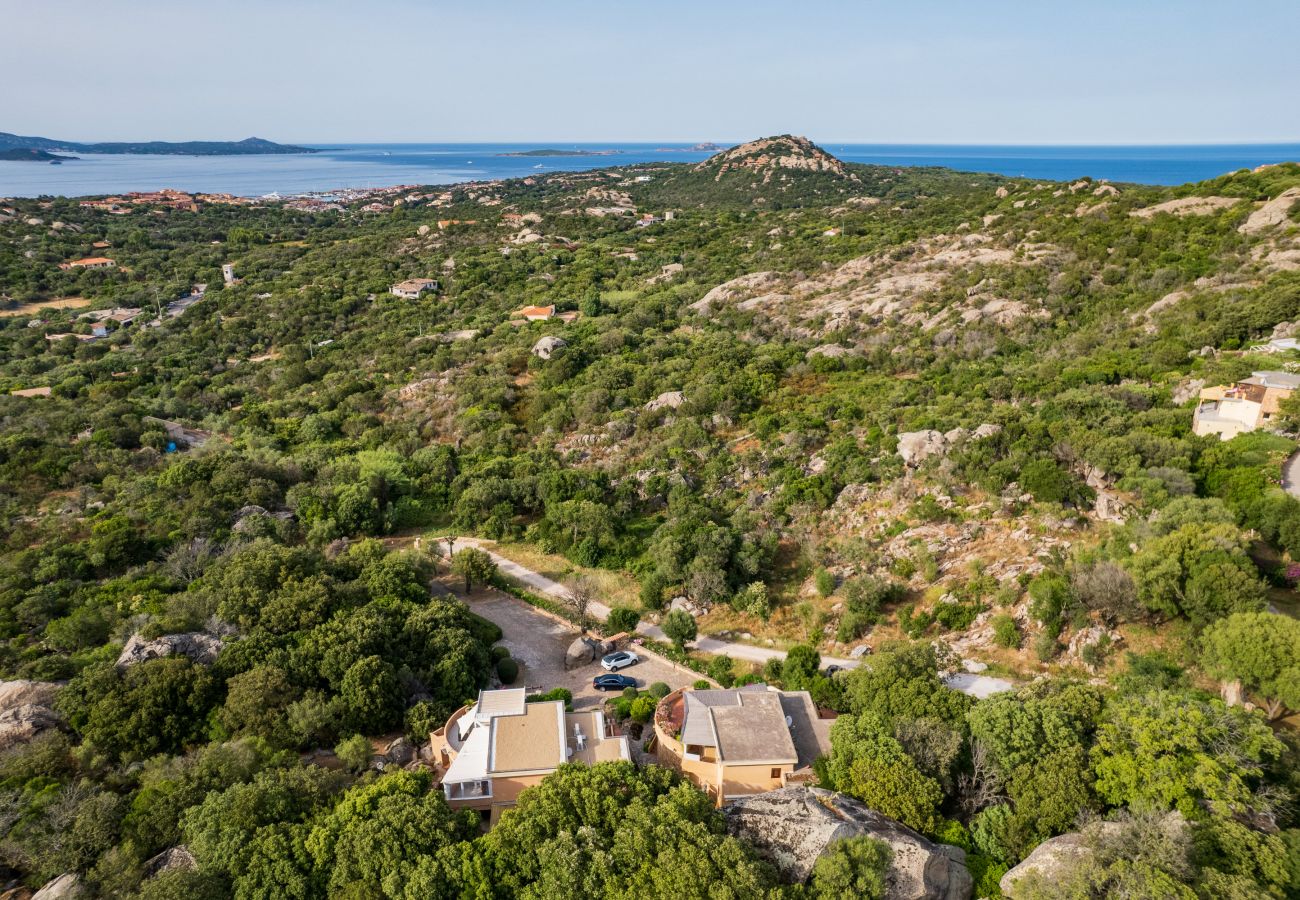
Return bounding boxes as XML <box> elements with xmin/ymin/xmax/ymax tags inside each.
<box><xmin>652</xmin><ymin>685</ymin><xmax>834</xmax><ymax>807</ymax></box>
<box><xmin>57</xmin><ymin>257</ymin><xmax>115</xmax><ymax>270</ymax></box>
<box><xmin>1253</xmin><ymin>337</ymin><xmax>1300</xmax><ymax>354</ymax></box>
<box><xmin>1192</xmin><ymin>370</ymin><xmax>1300</xmax><ymax>440</ymax></box>
<box><xmin>390</xmin><ymin>278</ymin><xmax>439</xmax><ymax>300</ymax></box>
<box><xmin>79</xmin><ymin>307</ymin><xmax>141</xmax><ymax>327</ymax></box>
<box><xmin>517</xmin><ymin>304</ymin><xmax>555</xmax><ymax>321</ymax></box>
<box><xmin>430</xmin><ymin>688</ymin><xmax>630</xmax><ymax>825</ymax></box>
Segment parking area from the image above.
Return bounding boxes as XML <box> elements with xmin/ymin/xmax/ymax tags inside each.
<box><xmin>458</xmin><ymin>586</ymin><xmax>699</xmax><ymax>710</ymax></box>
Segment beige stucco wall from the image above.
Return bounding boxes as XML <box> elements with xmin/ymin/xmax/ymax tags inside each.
<box><xmin>720</xmin><ymin>763</ymin><xmax>791</xmax><ymax>801</ymax></box>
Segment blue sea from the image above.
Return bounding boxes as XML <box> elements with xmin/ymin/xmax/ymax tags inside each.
<box><xmin>1</xmin><ymin>142</ymin><xmax>1298</xmax><ymax>199</ymax></box>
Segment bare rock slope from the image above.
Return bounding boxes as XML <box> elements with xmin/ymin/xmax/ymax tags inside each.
<box><xmin>724</xmin><ymin>786</ymin><xmax>972</xmax><ymax>900</ymax></box>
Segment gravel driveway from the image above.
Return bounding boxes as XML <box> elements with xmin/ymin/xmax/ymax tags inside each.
<box><xmin>460</xmin><ymin>586</ymin><xmax>698</xmax><ymax>711</ymax></box>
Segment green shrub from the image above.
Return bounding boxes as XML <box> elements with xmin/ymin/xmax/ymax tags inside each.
<box><xmin>693</xmin><ymin>679</ymin><xmax>710</xmax><ymax>690</ymax></box>
<box><xmin>606</xmin><ymin>606</ymin><xmax>641</xmax><ymax>633</ymax></box>
<box><xmin>934</xmin><ymin>600</ymin><xmax>982</xmax><ymax>632</ymax></box>
<box><xmin>707</xmin><ymin>654</ymin><xmax>735</xmax><ymax>687</ymax></box>
<box><xmin>496</xmin><ymin>657</ymin><xmax>519</xmax><ymax>684</ymax></box>
<box><xmin>335</xmin><ymin>734</ymin><xmax>371</xmax><ymax>773</ymax></box>
<box><xmin>629</xmin><ymin>696</ymin><xmax>656</xmax><ymax>723</ymax></box>
<box><xmin>730</xmin><ymin>582</ymin><xmax>771</xmax><ymax>619</ymax></box>
<box><xmin>814</xmin><ymin>569</ymin><xmax>837</xmax><ymax>597</ymax></box>
<box><xmin>467</xmin><ymin>612</ymin><xmax>503</xmax><ymax>645</ymax></box>
<box><xmin>490</xmin><ymin>645</ymin><xmax>512</xmax><ymax>662</ymax></box>
<box><xmin>527</xmin><ymin>687</ymin><xmax>574</xmax><ymax>710</ymax></box>
<box><xmin>991</xmin><ymin>614</ymin><xmax>1021</xmax><ymax>648</ymax></box>
<box><xmin>647</xmin><ymin>682</ymin><xmax>671</xmax><ymax>699</ymax></box>
<box><xmin>1033</xmin><ymin>631</ymin><xmax>1058</xmax><ymax>662</ymax></box>
<box><xmin>639</xmin><ymin>573</ymin><xmax>667</xmax><ymax>610</ymax></box>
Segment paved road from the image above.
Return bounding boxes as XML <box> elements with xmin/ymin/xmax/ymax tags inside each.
<box><xmin>1283</xmin><ymin>451</ymin><xmax>1300</xmax><ymax>499</ymax></box>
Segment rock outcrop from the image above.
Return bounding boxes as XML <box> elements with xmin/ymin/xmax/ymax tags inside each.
<box><xmin>116</xmin><ymin>632</ymin><xmax>223</xmax><ymax>669</ymax></box>
<box><xmin>564</xmin><ymin>636</ymin><xmax>602</xmax><ymax>670</ymax></box>
<box><xmin>1130</xmin><ymin>196</ymin><xmax>1240</xmax><ymax>218</ymax></box>
<box><xmin>690</xmin><ymin>271</ymin><xmax>781</xmax><ymax>315</ymax></box>
<box><xmin>645</xmin><ymin>391</ymin><xmax>685</xmax><ymax>412</ymax></box>
<box><xmin>1239</xmin><ymin>186</ymin><xmax>1300</xmax><ymax>235</ymax></box>
<box><xmin>896</xmin><ymin>425</ymin><xmax>1000</xmax><ymax>467</ymax></box>
<box><xmin>531</xmin><ymin>336</ymin><xmax>567</xmax><ymax>359</ymax></box>
<box><xmin>724</xmin><ymin>787</ymin><xmax>972</xmax><ymax>900</ymax></box>
<box><xmin>31</xmin><ymin>875</ymin><xmax>82</xmax><ymax>900</ymax></box>
<box><xmin>0</xmin><ymin>680</ymin><xmax>62</xmax><ymax>751</ymax></box>
<box><xmin>143</xmin><ymin>846</ymin><xmax>197</xmax><ymax>878</ymax></box>
<box><xmin>695</xmin><ymin>135</ymin><xmax>860</xmax><ymax>185</ymax></box>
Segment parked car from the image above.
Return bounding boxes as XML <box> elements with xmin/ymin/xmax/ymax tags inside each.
<box><xmin>600</xmin><ymin>650</ymin><xmax>639</xmax><ymax>671</ymax></box>
<box><xmin>594</xmin><ymin>673</ymin><xmax>637</xmax><ymax>692</ymax></box>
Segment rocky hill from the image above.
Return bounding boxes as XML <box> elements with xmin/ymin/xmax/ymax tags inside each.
<box><xmin>695</xmin><ymin>135</ymin><xmax>861</xmax><ymax>185</ymax></box>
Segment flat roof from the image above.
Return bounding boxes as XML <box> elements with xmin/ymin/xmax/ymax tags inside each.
<box><xmin>475</xmin><ymin>688</ymin><xmax>526</xmax><ymax>723</ymax></box>
<box><xmin>712</xmin><ymin>693</ymin><xmax>799</xmax><ymax>765</ymax></box>
<box><xmin>489</xmin><ymin>701</ymin><xmax>565</xmax><ymax>773</ymax></box>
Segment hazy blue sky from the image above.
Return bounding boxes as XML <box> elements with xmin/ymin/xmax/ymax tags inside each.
<box><xmin>5</xmin><ymin>0</ymin><xmax>1299</xmax><ymax>144</ymax></box>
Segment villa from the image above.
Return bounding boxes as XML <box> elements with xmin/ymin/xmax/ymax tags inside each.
<box><xmin>652</xmin><ymin>685</ymin><xmax>834</xmax><ymax>807</ymax></box>
<box><xmin>57</xmin><ymin>257</ymin><xmax>115</xmax><ymax>271</ymax></box>
<box><xmin>516</xmin><ymin>304</ymin><xmax>556</xmax><ymax>321</ymax></box>
<box><xmin>430</xmin><ymin>688</ymin><xmax>630</xmax><ymax>825</ymax></box>
<box><xmin>390</xmin><ymin>278</ymin><xmax>439</xmax><ymax>300</ymax></box>
<box><xmin>1192</xmin><ymin>370</ymin><xmax>1300</xmax><ymax>440</ymax></box>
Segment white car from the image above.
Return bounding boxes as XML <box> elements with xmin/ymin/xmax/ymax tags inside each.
<box><xmin>600</xmin><ymin>651</ymin><xmax>639</xmax><ymax>671</ymax></box>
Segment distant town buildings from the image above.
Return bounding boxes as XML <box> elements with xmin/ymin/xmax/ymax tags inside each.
<box><xmin>390</xmin><ymin>278</ymin><xmax>439</xmax><ymax>300</ymax></box>
<box><xmin>1193</xmin><ymin>370</ymin><xmax>1300</xmax><ymax>440</ymax></box>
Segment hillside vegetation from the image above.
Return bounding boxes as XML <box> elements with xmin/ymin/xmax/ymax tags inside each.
<box><xmin>0</xmin><ymin>139</ymin><xmax>1299</xmax><ymax>897</ymax></box>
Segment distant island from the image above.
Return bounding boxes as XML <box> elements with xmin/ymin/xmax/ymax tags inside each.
<box><xmin>0</xmin><ymin>148</ymin><xmax>79</xmax><ymax>162</ymax></box>
<box><xmin>498</xmin><ymin>148</ymin><xmax>624</xmax><ymax>157</ymax></box>
<box><xmin>0</xmin><ymin>133</ymin><xmax>315</xmax><ymax>156</ymax></box>
<box><xmin>656</xmin><ymin>142</ymin><xmax>725</xmax><ymax>152</ymax></box>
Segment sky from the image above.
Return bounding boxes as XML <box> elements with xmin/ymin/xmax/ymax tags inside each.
<box><xmin>5</xmin><ymin>0</ymin><xmax>1299</xmax><ymax>145</ymax></box>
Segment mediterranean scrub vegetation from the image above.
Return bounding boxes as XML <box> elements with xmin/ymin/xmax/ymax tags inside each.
<box><xmin>0</xmin><ymin>143</ymin><xmax>1299</xmax><ymax>896</ymax></box>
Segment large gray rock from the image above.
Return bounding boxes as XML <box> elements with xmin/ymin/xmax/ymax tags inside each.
<box><xmin>1000</xmin><ymin>813</ymin><xmax>1187</xmax><ymax>898</ymax></box>
<box><xmin>1239</xmin><ymin>186</ymin><xmax>1300</xmax><ymax>235</ymax></box>
<box><xmin>32</xmin><ymin>874</ymin><xmax>82</xmax><ymax>900</ymax></box>
<box><xmin>143</xmin><ymin>846</ymin><xmax>197</xmax><ymax>878</ymax></box>
<box><xmin>385</xmin><ymin>736</ymin><xmax>415</xmax><ymax>766</ymax></box>
<box><xmin>999</xmin><ymin>823</ymin><xmax>1122</xmax><ymax>898</ymax></box>
<box><xmin>724</xmin><ymin>787</ymin><xmax>972</xmax><ymax>900</ymax></box>
<box><xmin>116</xmin><ymin>632</ymin><xmax>223</xmax><ymax>669</ymax></box>
<box><xmin>896</xmin><ymin>430</ymin><xmax>948</xmax><ymax>467</ymax></box>
<box><xmin>645</xmin><ymin>390</ymin><xmax>685</xmax><ymax>411</ymax></box>
<box><xmin>564</xmin><ymin>636</ymin><xmax>599</xmax><ymax>670</ymax></box>
<box><xmin>531</xmin><ymin>336</ymin><xmax>567</xmax><ymax>360</ymax></box>
<box><xmin>0</xmin><ymin>680</ymin><xmax>63</xmax><ymax>751</ymax></box>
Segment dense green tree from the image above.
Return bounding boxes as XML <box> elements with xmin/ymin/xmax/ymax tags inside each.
<box><xmin>811</xmin><ymin>835</ymin><xmax>893</xmax><ymax>899</ymax></box>
<box><xmin>662</xmin><ymin>609</ymin><xmax>698</xmax><ymax>649</ymax></box>
<box><xmin>824</xmin><ymin>712</ymin><xmax>944</xmax><ymax>833</ymax></box>
<box><xmin>1091</xmin><ymin>691</ymin><xmax>1283</xmax><ymax>819</ymax></box>
<box><xmin>1200</xmin><ymin>611</ymin><xmax>1300</xmax><ymax>720</ymax></box>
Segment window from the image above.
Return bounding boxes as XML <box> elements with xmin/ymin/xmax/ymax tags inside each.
<box><xmin>771</xmin><ymin>768</ymin><xmax>782</xmax><ymax>779</ymax></box>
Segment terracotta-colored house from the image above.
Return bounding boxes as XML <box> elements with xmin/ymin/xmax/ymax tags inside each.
<box><xmin>430</xmin><ymin>688</ymin><xmax>630</xmax><ymax>825</ymax></box>
<box><xmin>516</xmin><ymin>304</ymin><xmax>555</xmax><ymax>321</ymax></box>
<box><xmin>58</xmin><ymin>257</ymin><xmax>116</xmax><ymax>271</ymax></box>
<box><xmin>652</xmin><ymin>685</ymin><xmax>833</xmax><ymax>807</ymax></box>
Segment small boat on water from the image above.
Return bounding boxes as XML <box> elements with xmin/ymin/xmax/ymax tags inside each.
<box><xmin>533</xmin><ymin>164</ymin><xmax>545</xmax><ymax>169</ymax></box>
<box><xmin>49</xmin><ymin>161</ymin><xmax>62</xmax><ymax>165</ymax></box>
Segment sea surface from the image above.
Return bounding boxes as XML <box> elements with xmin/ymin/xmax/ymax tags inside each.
<box><xmin>1</xmin><ymin>142</ymin><xmax>1298</xmax><ymax>199</ymax></box>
